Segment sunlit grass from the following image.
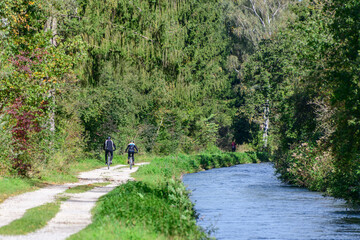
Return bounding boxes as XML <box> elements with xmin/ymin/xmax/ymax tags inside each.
<box><xmin>40</xmin><ymin>157</ymin><xmax>107</xmax><ymax>184</ymax></box>
<box><xmin>0</xmin><ymin>153</ymin><xmax>153</xmax><ymax>204</ymax></box>
<box><xmin>0</xmin><ymin>199</ymin><xmax>65</xmax><ymax>235</ymax></box>
<box><xmin>0</xmin><ymin>177</ymin><xmax>43</xmax><ymax>204</ymax></box>
<box><xmin>69</xmin><ymin>217</ymin><xmax>169</xmax><ymax>240</ymax></box>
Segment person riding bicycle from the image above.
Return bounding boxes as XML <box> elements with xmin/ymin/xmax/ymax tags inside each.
<box><xmin>125</xmin><ymin>140</ymin><xmax>138</xmax><ymax>164</ymax></box>
<box><xmin>104</xmin><ymin>137</ymin><xmax>116</xmax><ymax>165</ymax></box>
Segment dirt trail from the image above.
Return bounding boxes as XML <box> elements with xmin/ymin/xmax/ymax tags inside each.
<box><xmin>0</xmin><ymin>163</ymin><xmax>148</xmax><ymax>240</ymax></box>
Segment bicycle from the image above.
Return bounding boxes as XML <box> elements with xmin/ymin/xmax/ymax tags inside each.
<box><xmin>129</xmin><ymin>155</ymin><xmax>134</xmax><ymax>170</ymax></box>
<box><xmin>107</xmin><ymin>154</ymin><xmax>111</xmax><ymax>170</ymax></box>
<box><xmin>127</xmin><ymin>151</ymin><xmax>137</xmax><ymax>170</ymax></box>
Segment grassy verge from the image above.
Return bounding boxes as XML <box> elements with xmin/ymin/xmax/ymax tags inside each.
<box><xmin>70</xmin><ymin>152</ymin><xmax>268</xmax><ymax>240</ymax></box>
<box><xmin>0</xmin><ymin>177</ymin><xmax>44</xmax><ymax>204</ymax></box>
<box><xmin>0</xmin><ymin>196</ymin><xmax>68</xmax><ymax>235</ymax></box>
<box><xmin>65</xmin><ymin>182</ymin><xmax>110</xmax><ymax>194</ymax></box>
<box><xmin>0</xmin><ymin>154</ymin><xmax>127</xmax><ymax>203</ymax></box>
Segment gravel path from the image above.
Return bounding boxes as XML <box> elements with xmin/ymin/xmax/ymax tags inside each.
<box><xmin>0</xmin><ymin>163</ymin><xmax>148</xmax><ymax>240</ymax></box>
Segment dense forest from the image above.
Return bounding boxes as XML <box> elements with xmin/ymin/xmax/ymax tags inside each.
<box><xmin>1</xmin><ymin>0</ymin><xmax>360</xmax><ymax>203</ymax></box>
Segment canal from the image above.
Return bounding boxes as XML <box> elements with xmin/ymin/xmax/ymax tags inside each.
<box><xmin>183</xmin><ymin>163</ymin><xmax>360</xmax><ymax>240</ymax></box>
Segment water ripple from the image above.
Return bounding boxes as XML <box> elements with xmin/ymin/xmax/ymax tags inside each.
<box><xmin>183</xmin><ymin>163</ymin><xmax>360</xmax><ymax>240</ymax></box>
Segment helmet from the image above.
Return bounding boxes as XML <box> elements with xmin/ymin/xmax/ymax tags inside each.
<box><xmin>107</xmin><ymin>136</ymin><xmax>111</xmax><ymax>139</ymax></box>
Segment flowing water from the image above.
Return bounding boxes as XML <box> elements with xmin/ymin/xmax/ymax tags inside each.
<box><xmin>183</xmin><ymin>163</ymin><xmax>360</xmax><ymax>240</ymax></box>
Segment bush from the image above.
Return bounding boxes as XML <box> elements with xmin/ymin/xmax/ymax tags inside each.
<box><xmin>95</xmin><ymin>180</ymin><xmax>201</xmax><ymax>238</ymax></box>
<box><xmin>0</xmin><ymin>113</ymin><xmax>12</xmax><ymax>176</ymax></box>
<box><xmin>275</xmin><ymin>141</ymin><xmax>334</xmax><ymax>192</ymax></box>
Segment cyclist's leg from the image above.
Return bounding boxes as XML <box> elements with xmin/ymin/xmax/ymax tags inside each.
<box><xmin>131</xmin><ymin>152</ymin><xmax>135</xmax><ymax>163</ymax></box>
<box><xmin>128</xmin><ymin>152</ymin><xmax>130</xmax><ymax>163</ymax></box>
<box><xmin>130</xmin><ymin>152</ymin><xmax>134</xmax><ymax>164</ymax></box>
<box><xmin>110</xmin><ymin>151</ymin><xmax>113</xmax><ymax>163</ymax></box>
<box><xmin>105</xmin><ymin>150</ymin><xmax>108</xmax><ymax>164</ymax></box>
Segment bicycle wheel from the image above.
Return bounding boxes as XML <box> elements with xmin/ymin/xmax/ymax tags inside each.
<box><xmin>107</xmin><ymin>155</ymin><xmax>111</xmax><ymax>169</ymax></box>
<box><xmin>129</xmin><ymin>157</ymin><xmax>133</xmax><ymax>170</ymax></box>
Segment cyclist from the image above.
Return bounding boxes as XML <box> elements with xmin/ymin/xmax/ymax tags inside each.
<box><xmin>125</xmin><ymin>140</ymin><xmax>138</xmax><ymax>164</ymax></box>
<box><xmin>231</xmin><ymin>140</ymin><xmax>236</xmax><ymax>152</ymax></box>
<box><xmin>104</xmin><ymin>137</ymin><xmax>116</xmax><ymax>165</ymax></box>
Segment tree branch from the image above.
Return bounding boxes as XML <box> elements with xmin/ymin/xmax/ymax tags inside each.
<box><xmin>249</xmin><ymin>0</ymin><xmax>266</xmax><ymax>28</ymax></box>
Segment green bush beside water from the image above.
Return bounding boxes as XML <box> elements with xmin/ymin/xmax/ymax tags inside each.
<box><xmin>71</xmin><ymin>152</ymin><xmax>268</xmax><ymax>239</ymax></box>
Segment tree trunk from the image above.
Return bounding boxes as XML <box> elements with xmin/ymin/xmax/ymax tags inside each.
<box><xmin>44</xmin><ymin>16</ymin><xmax>58</xmax><ymax>133</ymax></box>
<box><xmin>263</xmin><ymin>99</ymin><xmax>270</xmax><ymax>149</ymax></box>
<box><xmin>44</xmin><ymin>16</ymin><xmax>57</xmax><ymax>46</ymax></box>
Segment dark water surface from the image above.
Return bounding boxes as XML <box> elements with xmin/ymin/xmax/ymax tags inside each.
<box><xmin>182</xmin><ymin>163</ymin><xmax>360</xmax><ymax>240</ymax></box>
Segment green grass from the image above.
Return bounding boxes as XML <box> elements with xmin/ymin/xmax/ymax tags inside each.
<box><xmin>39</xmin><ymin>157</ymin><xmax>110</xmax><ymax>183</ymax></box>
<box><xmin>0</xmin><ymin>152</ymin><xmax>152</xmax><ymax>200</ymax></box>
<box><xmin>69</xmin><ymin>180</ymin><xmax>206</xmax><ymax>240</ymax></box>
<box><xmin>69</xmin><ymin>218</ymin><xmax>169</xmax><ymax>240</ymax></box>
<box><xmin>70</xmin><ymin>152</ymin><xmax>267</xmax><ymax>240</ymax></box>
<box><xmin>0</xmin><ymin>200</ymin><xmax>63</xmax><ymax>235</ymax></box>
<box><xmin>65</xmin><ymin>182</ymin><xmax>110</xmax><ymax>194</ymax></box>
<box><xmin>0</xmin><ymin>177</ymin><xmax>43</xmax><ymax>203</ymax></box>
<box><xmin>0</xmin><ymin>155</ymin><xmax>126</xmax><ymax>203</ymax></box>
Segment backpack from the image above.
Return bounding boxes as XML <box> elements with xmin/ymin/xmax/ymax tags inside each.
<box><xmin>128</xmin><ymin>143</ymin><xmax>136</xmax><ymax>152</ymax></box>
<box><xmin>105</xmin><ymin>140</ymin><xmax>115</xmax><ymax>151</ymax></box>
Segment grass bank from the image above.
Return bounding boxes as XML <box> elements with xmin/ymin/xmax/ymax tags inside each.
<box><xmin>70</xmin><ymin>152</ymin><xmax>268</xmax><ymax>239</ymax></box>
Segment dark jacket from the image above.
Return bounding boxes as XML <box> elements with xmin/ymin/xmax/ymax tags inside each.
<box><xmin>125</xmin><ymin>143</ymin><xmax>138</xmax><ymax>153</ymax></box>
<box><xmin>104</xmin><ymin>139</ymin><xmax>116</xmax><ymax>151</ymax></box>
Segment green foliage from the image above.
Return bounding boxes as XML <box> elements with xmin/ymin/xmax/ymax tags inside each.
<box><xmin>0</xmin><ymin>113</ymin><xmax>12</xmax><ymax>175</ymax></box>
<box><xmin>93</xmin><ymin>180</ymin><xmax>200</xmax><ymax>238</ymax></box>
<box><xmin>0</xmin><ymin>0</ymin><xmax>85</xmax><ymax>176</ymax></box>
<box><xmin>70</xmin><ymin>0</ymin><xmax>234</xmax><ymax>154</ymax></box>
<box><xmin>237</xmin><ymin>0</ymin><xmax>360</xmax><ymax>204</ymax></box>
<box><xmin>275</xmin><ymin>141</ymin><xmax>334</xmax><ymax>192</ymax></box>
<box><xmin>3</xmin><ymin>0</ymin><xmax>359</xmax><ymax>207</ymax></box>
<box><xmin>323</xmin><ymin>0</ymin><xmax>360</xmax><ymax>203</ymax></box>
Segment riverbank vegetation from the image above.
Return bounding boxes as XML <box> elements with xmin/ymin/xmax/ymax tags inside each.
<box><xmin>1</xmin><ymin>0</ymin><xmax>359</xmax><ymax>205</ymax></box>
<box><xmin>237</xmin><ymin>0</ymin><xmax>360</xmax><ymax>204</ymax></box>
<box><xmin>70</xmin><ymin>151</ymin><xmax>265</xmax><ymax>239</ymax></box>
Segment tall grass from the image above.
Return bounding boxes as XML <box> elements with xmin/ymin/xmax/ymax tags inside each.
<box><xmin>71</xmin><ymin>152</ymin><xmax>268</xmax><ymax>239</ymax></box>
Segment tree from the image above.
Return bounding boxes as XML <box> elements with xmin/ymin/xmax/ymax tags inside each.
<box><xmin>0</xmin><ymin>0</ymin><xmax>81</xmax><ymax>175</ymax></box>
<box><xmin>324</xmin><ymin>0</ymin><xmax>360</xmax><ymax>202</ymax></box>
<box><xmin>222</xmin><ymin>0</ymin><xmax>296</xmax><ymax>147</ymax></box>
<box><xmin>69</xmin><ymin>0</ymin><xmax>233</xmax><ymax>153</ymax></box>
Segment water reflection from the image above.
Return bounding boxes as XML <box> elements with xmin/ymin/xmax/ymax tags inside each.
<box><xmin>183</xmin><ymin>163</ymin><xmax>360</xmax><ymax>240</ymax></box>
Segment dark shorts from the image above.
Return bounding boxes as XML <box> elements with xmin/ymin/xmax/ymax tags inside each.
<box><xmin>128</xmin><ymin>151</ymin><xmax>135</xmax><ymax>161</ymax></box>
